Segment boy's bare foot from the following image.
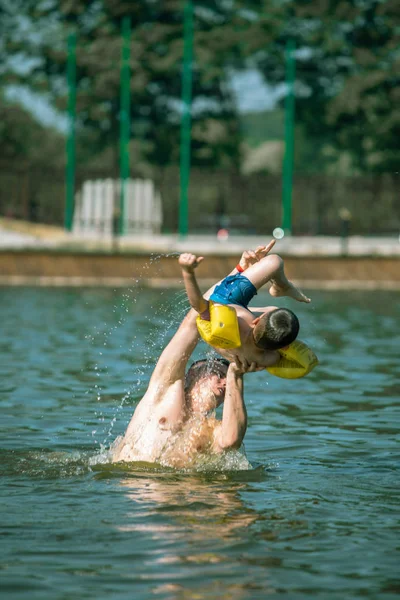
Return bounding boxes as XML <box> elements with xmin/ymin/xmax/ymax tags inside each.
<box><xmin>269</xmin><ymin>280</ymin><xmax>311</xmax><ymax>303</ymax></box>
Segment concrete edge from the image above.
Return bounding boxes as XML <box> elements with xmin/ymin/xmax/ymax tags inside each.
<box><xmin>0</xmin><ymin>232</ymin><xmax>399</xmax><ymax>257</ymax></box>
<box><xmin>0</xmin><ymin>276</ymin><xmax>399</xmax><ymax>290</ymax></box>
<box><xmin>0</xmin><ymin>245</ymin><xmax>399</xmax><ymax>258</ymax></box>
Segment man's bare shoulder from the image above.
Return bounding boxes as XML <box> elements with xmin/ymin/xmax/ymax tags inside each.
<box><xmin>136</xmin><ymin>378</ymin><xmax>186</xmax><ymax>411</ymax></box>
<box><xmin>113</xmin><ymin>381</ymin><xmax>187</xmax><ymax>462</ymax></box>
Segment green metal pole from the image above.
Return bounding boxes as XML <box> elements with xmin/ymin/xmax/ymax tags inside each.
<box><xmin>282</xmin><ymin>39</ymin><xmax>296</xmax><ymax>235</ymax></box>
<box><xmin>119</xmin><ymin>16</ymin><xmax>131</xmax><ymax>236</ymax></box>
<box><xmin>179</xmin><ymin>0</ymin><xmax>193</xmax><ymax>238</ymax></box>
<box><xmin>65</xmin><ymin>32</ymin><xmax>76</xmax><ymax>231</ymax></box>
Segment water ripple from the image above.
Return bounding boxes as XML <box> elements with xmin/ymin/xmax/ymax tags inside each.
<box><xmin>1</xmin><ymin>287</ymin><xmax>399</xmax><ymax>600</ymax></box>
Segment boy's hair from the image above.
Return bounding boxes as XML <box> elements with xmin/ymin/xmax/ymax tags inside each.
<box><xmin>252</xmin><ymin>308</ymin><xmax>299</xmax><ymax>351</ymax></box>
<box><xmin>185</xmin><ymin>358</ymin><xmax>229</xmax><ymax>392</ymax></box>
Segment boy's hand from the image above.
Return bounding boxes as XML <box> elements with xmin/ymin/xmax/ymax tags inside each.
<box><xmin>238</xmin><ymin>239</ymin><xmax>276</xmax><ymax>271</ymax></box>
<box><xmin>179</xmin><ymin>253</ymin><xmax>204</xmax><ymax>273</ymax></box>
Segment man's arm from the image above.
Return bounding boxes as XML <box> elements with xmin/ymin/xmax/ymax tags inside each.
<box><xmin>212</xmin><ymin>363</ymin><xmax>248</xmax><ymax>452</ymax></box>
<box><xmin>147</xmin><ymin>308</ymin><xmax>199</xmax><ymax>396</ymax></box>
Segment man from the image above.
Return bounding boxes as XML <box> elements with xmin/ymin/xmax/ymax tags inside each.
<box><xmin>111</xmin><ymin>244</ymin><xmax>276</xmax><ymax>468</ymax></box>
<box><xmin>111</xmin><ymin>309</ymin><xmax>257</xmax><ymax>468</ymax></box>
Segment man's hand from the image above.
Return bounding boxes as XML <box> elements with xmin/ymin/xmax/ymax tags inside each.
<box><xmin>238</xmin><ymin>239</ymin><xmax>276</xmax><ymax>271</ymax></box>
<box><xmin>232</xmin><ymin>357</ymin><xmax>265</xmax><ymax>374</ymax></box>
<box><xmin>179</xmin><ymin>253</ymin><xmax>204</xmax><ymax>273</ymax></box>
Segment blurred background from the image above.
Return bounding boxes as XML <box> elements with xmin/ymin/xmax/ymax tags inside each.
<box><xmin>0</xmin><ymin>0</ymin><xmax>399</xmax><ymax>237</ymax></box>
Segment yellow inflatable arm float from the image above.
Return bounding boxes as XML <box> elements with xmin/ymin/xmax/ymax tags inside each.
<box><xmin>196</xmin><ymin>303</ymin><xmax>318</xmax><ymax>379</ymax></box>
<box><xmin>266</xmin><ymin>339</ymin><xmax>319</xmax><ymax>379</ymax></box>
<box><xmin>196</xmin><ymin>303</ymin><xmax>241</xmax><ymax>350</ymax></box>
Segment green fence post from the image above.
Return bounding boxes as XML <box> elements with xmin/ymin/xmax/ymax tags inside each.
<box><xmin>282</xmin><ymin>39</ymin><xmax>296</xmax><ymax>235</ymax></box>
<box><xmin>119</xmin><ymin>16</ymin><xmax>131</xmax><ymax>236</ymax></box>
<box><xmin>179</xmin><ymin>0</ymin><xmax>193</xmax><ymax>238</ymax></box>
<box><xmin>65</xmin><ymin>32</ymin><xmax>76</xmax><ymax>231</ymax></box>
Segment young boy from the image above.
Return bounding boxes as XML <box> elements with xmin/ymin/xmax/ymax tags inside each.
<box><xmin>179</xmin><ymin>240</ymin><xmax>311</xmax><ymax>369</ymax></box>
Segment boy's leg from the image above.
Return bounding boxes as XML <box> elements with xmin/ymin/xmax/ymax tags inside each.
<box><xmin>243</xmin><ymin>254</ymin><xmax>310</xmax><ymax>303</ymax></box>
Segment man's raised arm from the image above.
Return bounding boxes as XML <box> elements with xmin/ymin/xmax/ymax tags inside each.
<box><xmin>212</xmin><ymin>363</ymin><xmax>247</xmax><ymax>451</ymax></box>
<box><xmin>147</xmin><ymin>308</ymin><xmax>200</xmax><ymax>392</ymax></box>
<box><xmin>212</xmin><ymin>360</ymin><xmax>264</xmax><ymax>452</ymax></box>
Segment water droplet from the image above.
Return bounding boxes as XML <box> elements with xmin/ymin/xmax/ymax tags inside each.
<box><xmin>273</xmin><ymin>227</ymin><xmax>284</xmax><ymax>239</ymax></box>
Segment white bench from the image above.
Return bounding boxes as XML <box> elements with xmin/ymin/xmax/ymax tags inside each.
<box><xmin>72</xmin><ymin>178</ymin><xmax>163</xmax><ymax>237</ymax></box>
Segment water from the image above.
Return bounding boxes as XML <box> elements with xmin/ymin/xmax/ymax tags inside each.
<box><xmin>1</xmin><ymin>286</ymin><xmax>399</xmax><ymax>600</ymax></box>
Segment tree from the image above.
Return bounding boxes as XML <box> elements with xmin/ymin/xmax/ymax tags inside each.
<box><xmin>4</xmin><ymin>0</ymin><xmax>398</xmax><ymax>174</ymax></box>
<box><xmin>6</xmin><ymin>0</ymin><xmax>250</xmax><ymax>169</ymax></box>
<box><xmin>247</xmin><ymin>0</ymin><xmax>400</xmax><ymax>173</ymax></box>
<box><xmin>0</xmin><ymin>95</ymin><xmax>64</xmax><ymax>166</ymax></box>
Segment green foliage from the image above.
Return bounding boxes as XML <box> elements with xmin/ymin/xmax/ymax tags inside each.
<box><xmin>240</xmin><ymin>109</ymin><xmax>284</xmax><ymax>147</ymax></box>
<box><xmin>7</xmin><ymin>0</ymin><xmax>245</xmax><ymax>169</ymax></box>
<box><xmin>0</xmin><ymin>94</ymin><xmax>65</xmax><ymax>167</ymax></box>
<box><xmin>247</xmin><ymin>0</ymin><xmax>400</xmax><ymax>173</ymax></box>
<box><xmin>2</xmin><ymin>0</ymin><xmax>399</xmax><ymax>173</ymax></box>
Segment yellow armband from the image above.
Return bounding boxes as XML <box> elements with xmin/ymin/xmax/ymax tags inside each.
<box><xmin>196</xmin><ymin>303</ymin><xmax>241</xmax><ymax>349</ymax></box>
<box><xmin>197</xmin><ymin>304</ymin><xmax>318</xmax><ymax>378</ymax></box>
<box><xmin>266</xmin><ymin>340</ymin><xmax>319</xmax><ymax>379</ymax></box>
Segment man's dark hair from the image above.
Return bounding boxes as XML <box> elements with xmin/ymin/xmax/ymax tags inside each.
<box><xmin>253</xmin><ymin>308</ymin><xmax>299</xmax><ymax>351</ymax></box>
<box><xmin>185</xmin><ymin>358</ymin><xmax>229</xmax><ymax>392</ymax></box>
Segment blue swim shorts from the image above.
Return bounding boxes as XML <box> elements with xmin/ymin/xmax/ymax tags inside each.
<box><xmin>210</xmin><ymin>273</ymin><xmax>257</xmax><ymax>309</ymax></box>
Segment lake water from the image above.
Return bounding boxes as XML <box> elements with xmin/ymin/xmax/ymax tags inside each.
<box><xmin>1</xmin><ymin>285</ymin><xmax>399</xmax><ymax>600</ymax></box>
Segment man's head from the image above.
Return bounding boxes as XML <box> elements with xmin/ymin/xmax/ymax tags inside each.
<box><xmin>252</xmin><ymin>307</ymin><xmax>299</xmax><ymax>351</ymax></box>
<box><xmin>185</xmin><ymin>357</ymin><xmax>229</xmax><ymax>412</ymax></box>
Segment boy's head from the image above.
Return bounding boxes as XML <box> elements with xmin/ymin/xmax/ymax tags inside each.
<box><xmin>252</xmin><ymin>308</ymin><xmax>299</xmax><ymax>351</ymax></box>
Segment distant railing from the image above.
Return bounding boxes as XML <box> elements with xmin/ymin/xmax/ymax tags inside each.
<box><xmin>0</xmin><ymin>162</ymin><xmax>399</xmax><ymax>236</ymax></box>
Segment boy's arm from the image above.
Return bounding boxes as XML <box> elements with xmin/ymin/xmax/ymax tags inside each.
<box><xmin>179</xmin><ymin>253</ymin><xmax>209</xmax><ymax>315</ymax></box>
<box><xmin>247</xmin><ymin>305</ymin><xmax>274</xmax><ymax>316</ymax></box>
<box><xmin>214</xmin><ymin>238</ymin><xmax>309</xmax><ymax>304</ymax></box>
<box><xmin>231</xmin><ymin>240</ymin><xmax>277</xmax><ymax>275</ymax></box>
<box><xmin>203</xmin><ymin>240</ymin><xmax>278</xmax><ymax>300</ymax></box>
<box><xmin>243</xmin><ymin>250</ymin><xmax>311</xmax><ymax>303</ymax></box>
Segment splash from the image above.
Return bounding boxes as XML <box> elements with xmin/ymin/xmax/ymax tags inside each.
<box><xmin>1</xmin><ymin>448</ymin><xmax>93</xmax><ymax>479</ymax></box>
<box><xmin>83</xmin><ymin>252</ymin><xmax>190</xmax><ymax>448</ymax></box>
<box><xmin>183</xmin><ymin>449</ymin><xmax>253</xmax><ymax>473</ymax></box>
<box><xmin>82</xmin><ymin>253</ymin><xmax>256</xmax><ymax>476</ymax></box>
